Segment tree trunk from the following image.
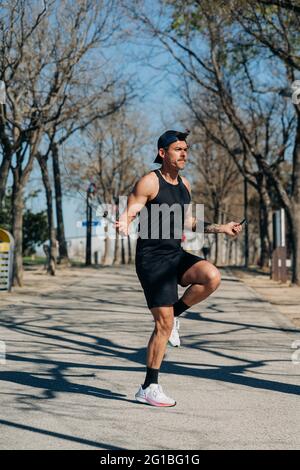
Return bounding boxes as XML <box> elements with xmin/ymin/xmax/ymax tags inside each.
<box><xmin>258</xmin><ymin>204</ymin><xmax>270</xmax><ymax>269</ymax></box>
<box><xmin>51</xmin><ymin>142</ymin><xmax>69</xmax><ymax>265</ymax></box>
<box><xmin>101</xmin><ymin>221</ymin><xmax>110</xmax><ymax>265</ymax></box>
<box><xmin>12</xmin><ymin>180</ymin><xmax>24</xmax><ymax>286</ymax></box>
<box><xmin>220</xmin><ymin>210</ymin><xmax>226</xmax><ymax>265</ymax></box>
<box><xmin>121</xmin><ymin>237</ymin><xmax>126</xmax><ymax>264</ymax></box>
<box><xmin>85</xmin><ymin>195</ymin><xmax>92</xmax><ymax>266</ymax></box>
<box><xmin>113</xmin><ymin>201</ymin><xmax>120</xmax><ymax>265</ymax></box>
<box><xmin>290</xmin><ymin>202</ymin><xmax>300</xmax><ymax>284</ymax></box>
<box><xmin>113</xmin><ymin>228</ymin><xmax>120</xmax><ymax>265</ymax></box>
<box><xmin>213</xmin><ymin>234</ymin><xmax>218</xmax><ymax>265</ymax></box>
<box><xmin>226</xmin><ymin>238</ymin><xmax>233</xmax><ymax>265</ymax></box>
<box><xmin>257</xmin><ymin>176</ymin><xmax>272</xmax><ymax>269</ymax></box>
<box><xmin>291</xmin><ymin>108</ymin><xmax>300</xmax><ymax>285</ymax></box>
<box><xmin>213</xmin><ymin>204</ymin><xmax>220</xmax><ymax>265</ymax></box>
<box><xmin>0</xmin><ymin>154</ymin><xmax>11</xmax><ymax>208</ymax></box>
<box><xmin>10</xmin><ymin>132</ymin><xmax>41</xmax><ymax>286</ymax></box>
<box><xmin>37</xmin><ymin>155</ymin><xmax>56</xmax><ymax>275</ymax></box>
<box><xmin>244</xmin><ymin>178</ymin><xmax>249</xmax><ymax>268</ymax></box>
<box><xmin>127</xmin><ymin>235</ymin><xmax>132</xmax><ymax>264</ymax></box>
<box><xmin>261</xmin><ymin>182</ymin><xmax>273</xmax><ymax>254</ymax></box>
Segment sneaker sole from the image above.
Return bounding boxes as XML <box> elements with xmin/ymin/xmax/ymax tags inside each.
<box><xmin>135</xmin><ymin>396</ymin><xmax>176</xmax><ymax>407</ymax></box>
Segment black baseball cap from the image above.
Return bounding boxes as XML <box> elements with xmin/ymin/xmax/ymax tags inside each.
<box><xmin>154</xmin><ymin>129</ymin><xmax>190</xmax><ymax>164</ymax></box>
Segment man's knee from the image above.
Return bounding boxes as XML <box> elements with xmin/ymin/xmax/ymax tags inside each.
<box><xmin>206</xmin><ymin>268</ymin><xmax>221</xmax><ymax>290</ymax></box>
<box><xmin>154</xmin><ymin>311</ymin><xmax>173</xmax><ymax>336</ymax></box>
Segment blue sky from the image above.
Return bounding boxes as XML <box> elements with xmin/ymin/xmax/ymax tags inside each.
<box><xmin>23</xmin><ymin>2</ymin><xmax>297</xmax><ymax>241</ymax></box>
<box><xmin>26</xmin><ymin>25</ymin><xmax>187</xmax><ymax>239</ymax></box>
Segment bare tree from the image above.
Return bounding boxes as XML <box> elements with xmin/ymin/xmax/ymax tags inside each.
<box><xmin>189</xmin><ymin>126</ymin><xmax>241</xmax><ymax>264</ymax></box>
<box><xmin>0</xmin><ymin>1</ymin><xmax>50</xmax><ymax>206</ymax></box>
<box><xmin>0</xmin><ymin>0</ymin><xmax>128</xmax><ymax>284</ymax></box>
<box><xmin>224</xmin><ymin>0</ymin><xmax>300</xmax><ymax>281</ymax></box>
<box><xmin>36</xmin><ymin>150</ymin><xmax>56</xmax><ymax>275</ymax></box>
<box><xmin>182</xmin><ymin>78</ymin><xmax>294</xmax><ymax>267</ymax></box>
<box><xmin>67</xmin><ymin>107</ymin><xmax>148</xmax><ymax>265</ymax></box>
<box><xmin>124</xmin><ymin>0</ymin><xmax>298</xmax><ymax>278</ymax></box>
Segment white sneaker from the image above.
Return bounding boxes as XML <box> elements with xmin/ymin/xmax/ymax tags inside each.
<box><xmin>135</xmin><ymin>384</ymin><xmax>176</xmax><ymax>407</ymax></box>
<box><xmin>168</xmin><ymin>318</ymin><xmax>180</xmax><ymax>347</ymax></box>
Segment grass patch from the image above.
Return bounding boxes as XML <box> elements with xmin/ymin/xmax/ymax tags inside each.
<box><xmin>23</xmin><ymin>256</ymin><xmax>46</xmax><ymax>266</ymax></box>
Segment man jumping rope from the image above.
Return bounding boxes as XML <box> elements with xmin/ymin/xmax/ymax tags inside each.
<box><xmin>115</xmin><ymin>130</ymin><xmax>243</xmax><ymax>407</ymax></box>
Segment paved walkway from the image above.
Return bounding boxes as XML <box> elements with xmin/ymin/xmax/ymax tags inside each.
<box><xmin>0</xmin><ymin>265</ymin><xmax>299</xmax><ymax>449</ymax></box>
<box><xmin>232</xmin><ymin>267</ymin><xmax>300</xmax><ymax>329</ymax></box>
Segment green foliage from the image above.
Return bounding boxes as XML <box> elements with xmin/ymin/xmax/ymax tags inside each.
<box><xmin>0</xmin><ymin>191</ymin><xmax>48</xmax><ymax>255</ymax></box>
<box><xmin>23</xmin><ymin>256</ymin><xmax>46</xmax><ymax>266</ymax></box>
<box><xmin>23</xmin><ymin>209</ymin><xmax>48</xmax><ymax>256</ymax></box>
<box><xmin>0</xmin><ymin>193</ymin><xmax>12</xmax><ymax>232</ymax></box>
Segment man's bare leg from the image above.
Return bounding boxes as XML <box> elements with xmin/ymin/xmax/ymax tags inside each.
<box><xmin>178</xmin><ymin>260</ymin><xmax>222</xmax><ymax>310</ymax></box>
<box><xmin>146</xmin><ymin>305</ymin><xmax>173</xmax><ymax>369</ymax></box>
<box><xmin>168</xmin><ymin>261</ymin><xmax>222</xmax><ymax>347</ymax></box>
<box><xmin>136</xmin><ymin>305</ymin><xmax>176</xmax><ymax>406</ymax></box>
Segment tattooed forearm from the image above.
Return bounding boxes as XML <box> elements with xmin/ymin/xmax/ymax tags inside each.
<box><xmin>192</xmin><ymin>218</ymin><xmax>223</xmax><ymax>233</ymax></box>
<box><xmin>204</xmin><ymin>223</ymin><xmax>223</xmax><ymax>234</ymax></box>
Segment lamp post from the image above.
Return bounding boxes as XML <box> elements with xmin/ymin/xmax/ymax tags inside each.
<box><xmin>85</xmin><ymin>182</ymin><xmax>96</xmax><ymax>266</ymax></box>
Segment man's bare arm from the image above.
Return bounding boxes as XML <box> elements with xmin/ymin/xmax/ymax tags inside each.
<box><xmin>192</xmin><ymin>217</ymin><xmax>243</xmax><ymax>237</ymax></box>
<box><xmin>114</xmin><ymin>173</ymin><xmax>156</xmax><ymax>235</ymax></box>
<box><xmin>204</xmin><ymin>222</ymin><xmax>225</xmax><ymax>233</ymax></box>
<box><xmin>181</xmin><ymin>177</ymin><xmax>220</xmax><ymax>233</ymax></box>
<box><xmin>191</xmin><ymin>219</ymin><xmax>224</xmax><ymax>233</ymax></box>
<box><xmin>181</xmin><ymin>177</ymin><xmax>243</xmax><ymax>237</ymax></box>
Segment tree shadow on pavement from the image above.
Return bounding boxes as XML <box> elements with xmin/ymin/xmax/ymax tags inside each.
<box><xmin>1</xmin><ymin>275</ymin><xmax>300</xmax><ymax>415</ymax></box>
<box><xmin>0</xmin><ymin>418</ymin><xmax>126</xmax><ymax>449</ymax></box>
<box><xmin>0</xmin><ymin>314</ymin><xmax>299</xmax><ymax>405</ymax></box>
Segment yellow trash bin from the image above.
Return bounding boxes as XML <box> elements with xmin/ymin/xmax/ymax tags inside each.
<box><xmin>0</xmin><ymin>228</ymin><xmax>14</xmax><ymax>291</ymax></box>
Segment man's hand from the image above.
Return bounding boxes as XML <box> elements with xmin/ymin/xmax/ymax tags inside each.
<box><xmin>114</xmin><ymin>218</ymin><xmax>130</xmax><ymax>236</ymax></box>
<box><xmin>222</xmin><ymin>221</ymin><xmax>243</xmax><ymax>238</ymax></box>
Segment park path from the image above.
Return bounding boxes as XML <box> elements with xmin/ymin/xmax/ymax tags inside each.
<box><xmin>0</xmin><ymin>265</ymin><xmax>299</xmax><ymax>449</ymax></box>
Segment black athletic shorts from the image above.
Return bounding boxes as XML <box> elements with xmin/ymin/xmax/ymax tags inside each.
<box><xmin>135</xmin><ymin>247</ymin><xmax>205</xmax><ymax>309</ymax></box>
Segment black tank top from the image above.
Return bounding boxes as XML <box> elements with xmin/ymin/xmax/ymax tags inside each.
<box><xmin>136</xmin><ymin>169</ymin><xmax>191</xmax><ymax>253</ymax></box>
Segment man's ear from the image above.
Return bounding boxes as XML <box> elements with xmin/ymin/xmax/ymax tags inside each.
<box><xmin>158</xmin><ymin>148</ymin><xmax>165</xmax><ymax>159</ymax></box>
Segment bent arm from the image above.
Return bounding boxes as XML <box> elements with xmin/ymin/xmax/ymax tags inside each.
<box><xmin>192</xmin><ymin>218</ymin><xmax>243</xmax><ymax>236</ymax></box>
<box><xmin>191</xmin><ymin>218</ymin><xmax>224</xmax><ymax>233</ymax></box>
<box><xmin>115</xmin><ymin>174</ymin><xmax>154</xmax><ymax>235</ymax></box>
<box><xmin>181</xmin><ymin>177</ymin><xmax>223</xmax><ymax>234</ymax></box>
